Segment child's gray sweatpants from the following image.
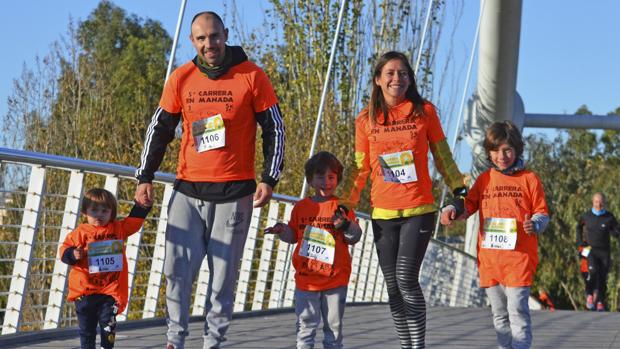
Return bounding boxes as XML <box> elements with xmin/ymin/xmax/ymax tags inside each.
<box><xmin>295</xmin><ymin>286</ymin><xmax>347</xmax><ymax>349</ymax></box>
<box><xmin>485</xmin><ymin>285</ymin><xmax>532</xmax><ymax>349</ymax></box>
<box><xmin>164</xmin><ymin>190</ymin><xmax>252</xmax><ymax>349</ymax></box>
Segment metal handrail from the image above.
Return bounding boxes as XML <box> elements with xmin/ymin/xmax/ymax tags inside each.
<box><xmin>0</xmin><ymin>147</ymin><xmax>485</xmax><ymax>336</ymax></box>
<box><xmin>0</xmin><ymin>146</ymin><xmax>477</xmax><ymax>259</ymax></box>
<box><xmin>0</xmin><ymin>147</ymin><xmax>175</xmax><ymax>183</ymax></box>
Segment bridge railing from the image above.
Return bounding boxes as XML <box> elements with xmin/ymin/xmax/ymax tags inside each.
<box><xmin>0</xmin><ymin>147</ymin><xmax>485</xmax><ymax>335</ymax></box>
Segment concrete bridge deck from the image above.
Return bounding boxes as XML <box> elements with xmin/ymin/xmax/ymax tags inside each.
<box><xmin>3</xmin><ymin>304</ymin><xmax>620</xmax><ymax>348</ymax></box>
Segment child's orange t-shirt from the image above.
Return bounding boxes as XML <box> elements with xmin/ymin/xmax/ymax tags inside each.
<box><xmin>59</xmin><ymin>217</ymin><xmax>145</xmax><ymax>313</ymax></box>
<box><xmin>465</xmin><ymin>168</ymin><xmax>548</xmax><ymax>287</ymax></box>
<box><xmin>287</xmin><ymin>197</ymin><xmax>355</xmax><ymax>291</ymax></box>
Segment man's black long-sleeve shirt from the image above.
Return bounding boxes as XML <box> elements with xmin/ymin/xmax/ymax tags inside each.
<box><xmin>135</xmin><ymin>46</ymin><xmax>285</xmax><ymax>202</ymax></box>
<box><xmin>576</xmin><ymin>210</ymin><xmax>620</xmax><ymax>250</ymax></box>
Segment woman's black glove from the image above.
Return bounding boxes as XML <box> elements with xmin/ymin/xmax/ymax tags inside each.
<box><xmin>332</xmin><ymin>205</ymin><xmax>351</xmax><ymax>231</ymax></box>
<box><xmin>451</xmin><ymin>187</ymin><xmax>468</xmax><ymax>217</ymax></box>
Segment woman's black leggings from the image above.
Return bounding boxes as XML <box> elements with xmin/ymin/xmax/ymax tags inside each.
<box><xmin>372</xmin><ymin>212</ymin><xmax>434</xmax><ymax>349</ymax></box>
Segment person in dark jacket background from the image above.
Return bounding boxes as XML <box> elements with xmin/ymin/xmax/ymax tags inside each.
<box><xmin>576</xmin><ymin>192</ymin><xmax>620</xmax><ymax>311</ymax></box>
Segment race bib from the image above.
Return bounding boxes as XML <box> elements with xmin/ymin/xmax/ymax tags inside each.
<box><xmin>379</xmin><ymin>150</ymin><xmax>417</xmax><ymax>183</ymax></box>
<box><xmin>581</xmin><ymin>246</ymin><xmax>591</xmax><ymax>258</ymax></box>
<box><xmin>88</xmin><ymin>240</ymin><xmax>124</xmax><ymax>274</ymax></box>
<box><xmin>481</xmin><ymin>218</ymin><xmax>517</xmax><ymax>250</ymax></box>
<box><xmin>299</xmin><ymin>226</ymin><xmax>335</xmax><ymax>265</ymax></box>
<box><xmin>192</xmin><ymin>114</ymin><xmax>225</xmax><ymax>152</ymax></box>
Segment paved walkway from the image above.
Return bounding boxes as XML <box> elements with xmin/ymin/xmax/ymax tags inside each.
<box><xmin>3</xmin><ymin>304</ymin><xmax>620</xmax><ymax>348</ymax></box>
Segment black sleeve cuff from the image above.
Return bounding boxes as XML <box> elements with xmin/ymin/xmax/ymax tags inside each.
<box><xmin>61</xmin><ymin>247</ymin><xmax>78</xmax><ymax>265</ymax></box>
<box><xmin>129</xmin><ymin>203</ymin><xmax>152</xmax><ymax>218</ymax></box>
<box><xmin>261</xmin><ymin>176</ymin><xmax>278</xmax><ymax>189</ymax></box>
<box><xmin>452</xmin><ymin>186</ymin><xmax>468</xmax><ymax>198</ymax></box>
<box><xmin>452</xmin><ymin>197</ymin><xmax>465</xmax><ymax>217</ymax></box>
<box><xmin>137</xmin><ymin>175</ymin><xmax>154</xmax><ymax>184</ymax></box>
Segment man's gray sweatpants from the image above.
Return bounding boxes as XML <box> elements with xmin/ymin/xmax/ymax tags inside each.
<box><xmin>164</xmin><ymin>190</ymin><xmax>252</xmax><ymax>349</ymax></box>
<box><xmin>295</xmin><ymin>286</ymin><xmax>347</xmax><ymax>349</ymax></box>
<box><xmin>485</xmin><ymin>285</ymin><xmax>532</xmax><ymax>349</ymax></box>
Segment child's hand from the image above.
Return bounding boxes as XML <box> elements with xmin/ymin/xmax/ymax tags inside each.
<box><xmin>440</xmin><ymin>206</ymin><xmax>456</xmax><ymax>226</ymax></box>
<box><xmin>265</xmin><ymin>223</ymin><xmax>286</xmax><ymax>235</ymax></box>
<box><xmin>523</xmin><ymin>213</ymin><xmax>535</xmax><ymax>234</ymax></box>
<box><xmin>332</xmin><ymin>205</ymin><xmax>351</xmax><ymax>231</ymax></box>
<box><xmin>135</xmin><ymin>183</ymin><xmax>154</xmax><ymax>207</ymax></box>
<box><xmin>73</xmin><ymin>248</ymin><xmax>85</xmax><ymax>260</ymax></box>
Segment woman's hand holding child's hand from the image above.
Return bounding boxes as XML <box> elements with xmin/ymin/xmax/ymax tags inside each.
<box><xmin>440</xmin><ymin>206</ymin><xmax>456</xmax><ymax>226</ymax></box>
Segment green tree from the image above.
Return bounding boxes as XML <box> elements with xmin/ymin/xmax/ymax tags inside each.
<box><xmin>1</xmin><ymin>0</ymin><xmax>466</xmax><ymax>323</ymax></box>
<box><xmin>4</xmin><ymin>1</ymin><xmax>173</xmax><ymax>174</ymax></box>
<box><xmin>528</xmin><ymin>104</ymin><xmax>620</xmax><ymax>310</ymax></box>
<box><xmin>230</xmin><ymin>0</ymin><xmax>457</xmax><ymax>211</ymax></box>
<box><xmin>1</xmin><ymin>1</ymin><xmax>174</xmax><ymax>327</ymax></box>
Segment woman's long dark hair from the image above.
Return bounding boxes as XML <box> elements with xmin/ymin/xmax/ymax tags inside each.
<box><xmin>368</xmin><ymin>51</ymin><xmax>425</xmax><ymax>125</ymax></box>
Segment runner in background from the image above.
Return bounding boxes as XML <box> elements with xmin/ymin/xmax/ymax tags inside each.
<box><xmin>537</xmin><ymin>287</ymin><xmax>555</xmax><ymax>311</ymax></box>
<box><xmin>576</xmin><ymin>192</ymin><xmax>620</xmax><ymax>311</ymax></box>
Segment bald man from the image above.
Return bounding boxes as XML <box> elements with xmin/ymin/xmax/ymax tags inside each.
<box><xmin>576</xmin><ymin>192</ymin><xmax>620</xmax><ymax>311</ymax></box>
<box><xmin>135</xmin><ymin>11</ymin><xmax>285</xmax><ymax>349</ymax></box>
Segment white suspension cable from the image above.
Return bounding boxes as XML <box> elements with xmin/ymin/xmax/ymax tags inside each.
<box><xmin>299</xmin><ymin>0</ymin><xmax>348</xmax><ymax>198</ymax></box>
<box><xmin>450</xmin><ymin>4</ymin><xmax>485</xmax><ymax>151</ymax></box>
<box><xmin>433</xmin><ymin>0</ymin><xmax>486</xmax><ymax>239</ymax></box>
<box><xmin>414</xmin><ymin>0</ymin><xmax>435</xmax><ymax>76</ymax></box>
<box><xmin>165</xmin><ymin>0</ymin><xmax>188</xmax><ymax>82</ymax></box>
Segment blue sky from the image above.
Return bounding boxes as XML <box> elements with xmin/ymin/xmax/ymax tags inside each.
<box><xmin>518</xmin><ymin>0</ymin><xmax>620</xmax><ymax>127</ymax></box>
<box><xmin>1</xmin><ymin>1</ymin><xmax>618</xmax><ymax>163</ymax></box>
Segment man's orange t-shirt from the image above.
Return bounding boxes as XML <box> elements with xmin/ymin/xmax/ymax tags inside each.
<box><xmin>351</xmin><ymin>101</ymin><xmax>447</xmax><ymax>210</ymax></box>
<box><xmin>287</xmin><ymin>197</ymin><xmax>355</xmax><ymax>291</ymax></box>
<box><xmin>465</xmin><ymin>169</ymin><xmax>548</xmax><ymax>287</ymax></box>
<box><xmin>59</xmin><ymin>217</ymin><xmax>145</xmax><ymax>313</ymax></box>
<box><xmin>160</xmin><ymin>60</ymin><xmax>278</xmax><ymax>182</ymax></box>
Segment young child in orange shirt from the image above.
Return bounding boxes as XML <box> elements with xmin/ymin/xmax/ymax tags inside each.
<box><xmin>265</xmin><ymin>151</ymin><xmax>362</xmax><ymax>349</ymax></box>
<box><xmin>441</xmin><ymin>121</ymin><xmax>549</xmax><ymax>349</ymax></box>
<box><xmin>60</xmin><ymin>188</ymin><xmax>151</xmax><ymax>349</ymax></box>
